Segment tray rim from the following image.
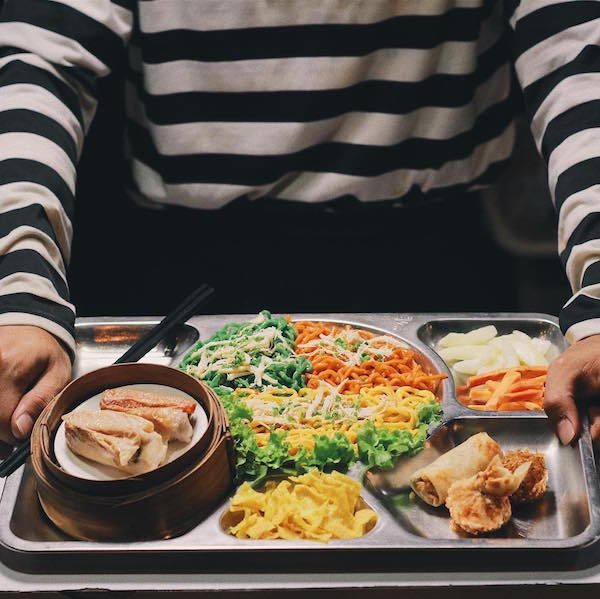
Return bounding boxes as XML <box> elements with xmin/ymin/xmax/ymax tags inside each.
<box><xmin>2</xmin><ymin>312</ymin><xmax>599</xmax><ymax>561</ymax></box>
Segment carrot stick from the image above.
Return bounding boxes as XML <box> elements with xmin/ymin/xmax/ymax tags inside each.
<box><xmin>498</xmin><ymin>402</ymin><xmax>529</xmax><ymax>411</ymax></box>
<box><xmin>501</xmin><ymin>389</ymin><xmax>544</xmax><ymax>403</ymax></box>
<box><xmin>484</xmin><ymin>370</ymin><xmax>521</xmax><ymax>410</ymax></box>
<box><xmin>467</xmin><ymin>365</ymin><xmax>547</xmax><ymax>388</ymax></box>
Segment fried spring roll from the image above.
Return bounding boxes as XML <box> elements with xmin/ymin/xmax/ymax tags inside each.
<box><xmin>409</xmin><ymin>432</ymin><xmax>502</xmax><ymax>506</ymax></box>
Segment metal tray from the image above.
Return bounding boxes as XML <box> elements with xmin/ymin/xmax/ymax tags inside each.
<box><xmin>1</xmin><ymin>313</ymin><xmax>600</xmax><ymax>574</ymax></box>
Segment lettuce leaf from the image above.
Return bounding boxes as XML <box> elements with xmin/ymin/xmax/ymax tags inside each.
<box><xmin>224</xmin><ymin>391</ymin><xmax>442</xmax><ymax>480</ymax></box>
<box><xmin>417</xmin><ymin>400</ymin><xmax>442</xmax><ymax>425</ymax></box>
<box><xmin>220</xmin><ymin>392</ymin><xmax>253</xmax><ymax>422</ymax></box>
<box><xmin>296</xmin><ymin>432</ymin><xmax>356</xmax><ymax>473</ymax></box>
<box><xmin>229</xmin><ymin>421</ymin><xmax>294</xmax><ymax>483</ymax></box>
<box><xmin>356</xmin><ymin>421</ymin><xmax>428</xmax><ymax>469</ymax></box>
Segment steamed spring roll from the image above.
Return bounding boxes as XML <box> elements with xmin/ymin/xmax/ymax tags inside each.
<box><xmin>409</xmin><ymin>432</ymin><xmax>502</xmax><ymax>507</ymax></box>
<box><xmin>63</xmin><ymin>409</ymin><xmax>168</xmax><ymax>475</ymax></box>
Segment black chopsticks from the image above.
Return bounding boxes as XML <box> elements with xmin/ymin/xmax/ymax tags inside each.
<box><xmin>0</xmin><ymin>284</ymin><xmax>215</xmax><ymax>478</ymax></box>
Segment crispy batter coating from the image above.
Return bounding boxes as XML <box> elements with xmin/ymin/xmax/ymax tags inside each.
<box><xmin>502</xmin><ymin>449</ymin><xmax>547</xmax><ymax>505</ymax></box>
<box><xmin>446</xmin><ymin>478</ymin><xmax>512</xmax><ymax>535</ymax></box>
<box><xmin>445</xmin><ymin>455</ymin><xmax>529</xmax><ymax>535</ymax></box>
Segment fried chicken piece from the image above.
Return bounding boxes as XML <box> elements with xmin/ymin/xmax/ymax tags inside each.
<box><xmin>445</xmin><ymin>455</ymin><xmax>530</xmax><ymax>535</ymax></box>
<box><xmin>502</xmin><ymin>449</ymin><xmax>547</xmax><ymax>504</ymax></box>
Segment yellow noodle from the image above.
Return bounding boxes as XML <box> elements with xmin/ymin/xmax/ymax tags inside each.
<box><xmin>233</xmin><ymin>385</ymin><xmax>436</xmax><ymax>452</ymax></box>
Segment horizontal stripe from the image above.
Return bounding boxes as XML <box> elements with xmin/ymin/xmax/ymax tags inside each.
<box><xmin>509</xmin><ymin>0</ymin><xmax>567</xmax><ymax>27</ymax></box>
<box><xmin>0</xmin><ymin>83</ymin><xmax>84</xmax><ymax>155</ymax></box>
<box><xmin>0</xmin><ymin>312</ymin><xmax>75</xmax><ymax>358</ymax></box>
<box><xmin>512</xmin><ymin>1</ymin><xmax>600</xmax><ymax>58</ymax></box>
<box><xmin>561</xmin><ymin>289</ymin><xmax>600</xmax><ymax>340</ymax></box>
<box><xmin>0</xmin><ymin>49</ymin><xmax>98</xmax><ymax>100</ymax></box>
<box><xmin>541</xmin><ymin>100</ymin><xmax>600</xmax><ymax>162</ymax></box>
<box><xmin>51</xmin><ymin>0</ymin><xmax>133</xmax><ymax>40</ymax></box>
<box><xmin>565</xmin><ymin>319</ymin><xmax>600</xmax><ymax>344</ymax></box>
<box><xmin>138</xmin><ymin>0</ymin><xmax>464</xmax><ymax>33</ymax></box>
<box><xmin>128</xmin><ymin>96</ymin><xmax>513</xmax><ymax>186</ymax></box>
<box><xmin>564</xmin><ymin>239</ymin><xmax>600</xmax><ymax>293</ymax></box>
<box><xmin>274</xmin><ymin>126</ymin><xmax>514</xmax><ymax>202</ymax></box>
<box><xmin>0</xmin><ymin>22</ymin><xmax>107</xmax><ymax>84</ymax></box>
<box><xmin>0</xmin><ymin>292</ymin><xmax>74</xmax><ymax>336</ymax></box>
<box><xmin>128</xmin><ymin>125</ymin><xmax>514</xmax><ymax>206</ymax></box>
<box><xmin>0</xmin><ymin>181</ymin><xmax>72</xmax><ymax>261</ymax></box>
<box><xmin>0</xmin><ymin>204</ymin><xmax>59</xmax><ymax>249</ymax></box>
<box><xmin>112</xmin><ymin>0</ymin><xmax>133</xmax><ymax>10</ymax></box>
<box><xmin>515</xmin><ymin>17</ymin><xmax>600</xmax><ymax>90</ymax></box>
<box><xmin>523</xmin><ymin>44</ymin><xmax>600</xmax><ymax>120</ymax></box>
<box><xmin>0</xmin><ymin>132</ymin><xmax>75</xmax><ymax>192</ymax></box>
<box><xmin>138</xmin><ymin>6</ymin><xmax>493</xmax><ymax>63</ymax></box>
<box><xmin>0</xmin><ymin>272</ymin><xmax>73</xmax><ymax>311</ymax></box>
<box><xmin>0</xmin><ymin>249</ymin><xmax>68</xmax><ymax>299</ymax></box>
<box><xmin>0</xmin><ymin>46</ymin><xmax>26</xmax><ymax>60</ymax></box>
<box><xmin>561</xmin><ymin>212</ymin><xmax>600</xmax><ymax>268</ymax></box>
<box><xmin>131</xmin><ymin>34</ymin><xmax>508</xmax><ymax>124</ymax></box>
<box><xmin>125</xmin><ymin>64</ymin><xmax>511</xmax><ymax>155</ymax></box>
<box><xmin>548</xmin><ymin>128</ymin><xmax>600</xmax><ymax>193</ymax></box>
<box><xmin>131</xmin><ymin>41</ymin><xmax>501</xmax><ymax>94</ymax></box>
<box><xmin>0</xmin><ymin>109</ymin><xmax>76</xmax><ymax>164</ymax></box>
<box><xmin>0</xmin><ymin>0</ymin><xmax>124</xmax><ymax>71</ymax></box>
<box><xmin>582</xmin><ymin>260</ymin><xmax>600</xmax><ymax>289</ymax></box>
<box><xmin>0</xmin><ymin>227</ymin><xmax>66</xmax><ymax>277</ymax></box>
<box><xmin>0</xmin><ymin>159</ymin><xmax>74</xmax><ymax>218</ymax></box>
<box><xmin>558</xmin><ymin>184</ymin><xmax>600</xmax><ymax>254</ymax></box>
<box><xmin>0</xmin><ymin>59</ymin><xmax>84</xmax><ymax>128</ymax></box>
<box><xmin>555</xmin><ymin>157</ymin><xmax>600</xmax><ymax>213</ymax></box>
<box><xmin>530</xmin><ymin>72</ymin><xmax>600</xmax><ymax>150</ymax></box>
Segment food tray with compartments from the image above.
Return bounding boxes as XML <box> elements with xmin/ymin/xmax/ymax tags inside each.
<box><xmin>1</xmin><ymin>313</ymin><xmax>600</xmax><ymax>574</ymax></box>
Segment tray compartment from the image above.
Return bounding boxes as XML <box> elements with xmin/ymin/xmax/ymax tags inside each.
<box><xmin>416</xmin><ymin>316</ymin><xmax>565</xmax><ymax>414</ymax></box>
<box><xmin>288</xmin><ymin>317</ymin><xmax>452</xmax><ymax>409</ymax></box>
<box><xmin>73</xmin><ymin>321</ymin><xmax>199</xmax><ymax>376</ymax></box>
<box><xmin>365</xmin><ymin>416</ymin><xmax>589</xmax><ymax>541</ymax></box>
<box><xmin>417</xmin><ymin>316</ymin><xmax>567</xmax><ymax>355</ymax></box>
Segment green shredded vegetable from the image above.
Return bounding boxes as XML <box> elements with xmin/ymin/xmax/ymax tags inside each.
<box><xmin>181</xmin><ymin>310</ymin><xmax>311</xmax><ymax>392</ymax></box>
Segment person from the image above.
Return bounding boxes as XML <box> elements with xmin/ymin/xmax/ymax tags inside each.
<box><xmin>0</xmin><ymin>0</ymin><xmax>598</xmax><ymax>448</ymax></box>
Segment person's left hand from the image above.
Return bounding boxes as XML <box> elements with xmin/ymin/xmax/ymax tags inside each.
<box><xmin>544</xmin><ymin>334</ymin><xmax>600</xmax><ymax>447</ymax></box>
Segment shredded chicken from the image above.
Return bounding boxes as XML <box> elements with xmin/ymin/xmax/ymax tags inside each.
<box><xmin>502</xmin><ymin>449</ymin><xmax>548</xmax><ymax>504</ymax></box>
<box><xmin>445</xmin><ymin>455</ymin><xmax>530</xmax><ymax>535</ymax></box>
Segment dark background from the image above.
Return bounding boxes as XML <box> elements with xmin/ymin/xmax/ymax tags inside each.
<box><xmin>68</xmin><ymin>69</ymin><xmax>572</xmax><ymax>319</ymax></box>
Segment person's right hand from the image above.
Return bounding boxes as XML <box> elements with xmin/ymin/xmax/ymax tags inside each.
<box><xmin>0</xmin><ymin>325</ymin><xmax>71</xmax><ymax>445</ymax></box>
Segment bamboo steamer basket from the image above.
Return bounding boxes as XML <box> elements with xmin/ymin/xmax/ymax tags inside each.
<box><xmin>30</xmin><ymin>363</ymin><xmax>234</xmax><ymax>541</ymax></box>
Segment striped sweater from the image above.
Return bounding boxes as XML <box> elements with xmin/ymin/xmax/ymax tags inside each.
<box><xmin>0</xmin><ymin>0</ymin><xmax>599</xmax><ymax>357</ymax></box>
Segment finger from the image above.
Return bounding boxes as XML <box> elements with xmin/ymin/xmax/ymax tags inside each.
<box><xmin>0</xmin><ymin>384</ymin><xmax>20</xmax><ymax>445</ymax></box>
<box><xmin>11</xmin><ymin>366</ymin><xmax>65</xmax><ymax>440</ymax></box>
<box><xmin>544</xmin><ymin>355</ymin><xmax>580</xmax><ymax>445</ymax></box>
<box><xmin>589</xmin><ymin>406</ymin><xmax>600</xmax><ymax>448</ymax></box>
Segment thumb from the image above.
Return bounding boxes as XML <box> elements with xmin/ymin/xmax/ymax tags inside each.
<box><xmin>544</xmin><ymin>356</ymin><xmax>580</xmax><ymax>446</ymax></box>
<box><xmin>11</xmin><ymin>368</ymin><xmax>63</xmax><ymax>440</ymax></box>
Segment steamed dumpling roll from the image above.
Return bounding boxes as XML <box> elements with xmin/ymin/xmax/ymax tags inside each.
<box><xmin>100</xmin><ymin>387</ymin><xmax>196</xmax><ymax>443</ymax></box>
<box><xmin>63</xmin><ymin>409</ymin><xmax>168</xmax><ymax>475</ymax></box>
<box><xmin>409</xmin><ymin>432</ymin><xmax>502</xmax><ymax>507</ymax></box>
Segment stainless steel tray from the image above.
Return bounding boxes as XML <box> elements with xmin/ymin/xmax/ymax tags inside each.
<box><xmin>1</xmin><ymin>313</ymin><xmax>600</xmax><ymax>574</ymax></box>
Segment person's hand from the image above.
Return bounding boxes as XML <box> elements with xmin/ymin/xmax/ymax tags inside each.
<box><xmin>0</xmin><ymin>325</ymin><xmax>71</xmax><ymax>444</ymax></box>
<box><xmin>545</xmin><ymin>334</ymin><xmax>600</xmax><ymax>447</ymax></box>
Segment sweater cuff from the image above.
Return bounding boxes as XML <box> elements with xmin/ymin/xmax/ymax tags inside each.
<box><xmin>0</xmin><ymin>312</ymin><xmax>76</xmax><ymax>362</ymax></box>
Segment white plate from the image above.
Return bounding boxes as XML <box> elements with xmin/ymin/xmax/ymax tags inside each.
<box><xmin>54</xmin><ymin>383</ymin><xmax>208</xmax><ymax>481</ymax></box>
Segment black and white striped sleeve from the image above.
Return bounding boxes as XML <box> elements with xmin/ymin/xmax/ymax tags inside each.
<box><xmin>506</xmin><ymin>0</ymin><xmax>600</xmax><ymax>344</ymax></box>
<box><xmin>0</xmin><ymin>0</ymin><xmax>132</xmax><ymax>358</ymax></box>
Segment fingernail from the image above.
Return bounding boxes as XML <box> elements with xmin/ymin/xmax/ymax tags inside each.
<box><xmin>558</xmin><ymin>418</ymin><xmax>575</xmax><ymax>445</ymax></box>
<box><xmin>14</xmin><ymin>413</ymin><xmax>33</xmax><ymax>439</ymax></box>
